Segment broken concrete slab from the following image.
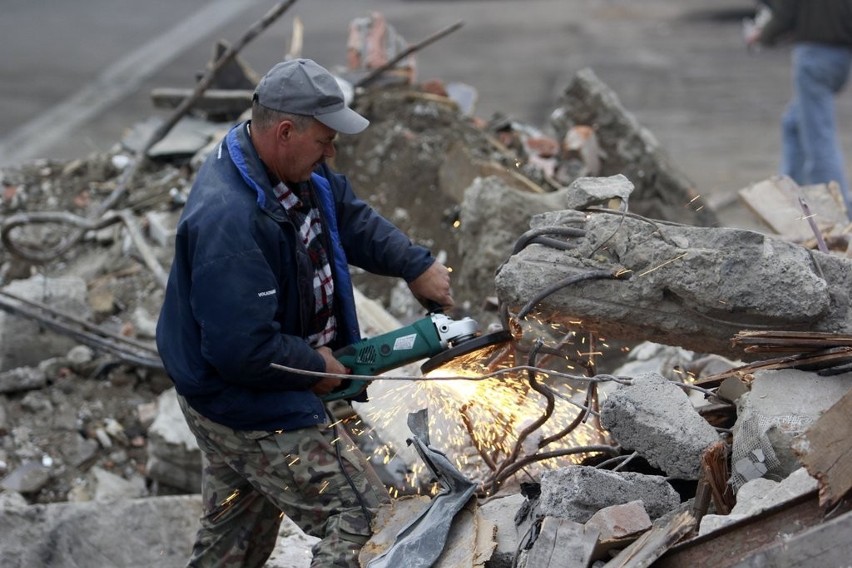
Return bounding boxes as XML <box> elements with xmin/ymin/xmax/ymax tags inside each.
<box><xmin>89</xmin><ymin>465</ymin><xmax>148</xmax><ymax>502</ymax></box>
<box><xmin>538</xmin><ymin>466</ymin><xmax>681</xmax><ymax>523</ymax></box>
<box><xmin>550</xmin><ymin>68</ymin><xmax>718</xmax><ymax>227</ymax></box>
<box><xmin>586</xmin><ymin>499</ymin><xmax>652</xmax><ymax>542</ymax></box>
<box><xmin>0</xmin><ymin>495</ymin><xmax>201</xmax><ymax>568</ymax></box>
<box><xmin>733</xmin><ymin>467</ymin><xmax>817</xmax><ymax>516</ymax></box>
<box><xmin>479</xmin><ymin>492</ymin><xmax>526</xmax><ymax>568</ymax></box>
<box><xmin>586</xmin><ymin>500</ymin><xmax>652</xmax><ymax>561</ymax></box>
<box><xmin>730</xmin><ymin>369</ymin><xmax>852</xmax><ymax>491</ymax></box>
<box><xmin>457</xmin><ymin>175</ymin><xmax>597</xmax><ymax>312</ymax></box>
<box><xmin>0</xmin><ymin>366</ymin><xmax>47</xmax><ymax>394</ymax></box>
<box><xmin>0</xmin><ymin>275</ymin><xmax>91</xmax><ymax>372</ymax></box>
<box><xmin>145</xmin><ymin>388</ymin><xmax>201</xmax><ymax>493</ymax></box>
<box><xmin>749</xmin><ymin>368</ymin><xmax>852</xmax><ymax>417</ymax></box>
<box><xmin>524</xmin><ymin>516</ymin><xmax>598</xmax><ymax>568</ymax></box>
<box><xmin>1</xmin><ymin>460</ymin><xmax>51</xmax><ymax>494</ymax></box>
<box><xmin>562</xmin><ymin>174</ymin><xmax>634</xmax><ymax>211</ymax></box>
<box><xmin>457</xmin><ymin>174</ymin><xmax>634</xmax><ymax>312</ymax></box>
<box><xmin>495</xmin><ymin>206</ymin><xmax>852</xmax><ymax>360</ymax></box>
<box><xmin>698</xmin><ymin>467</ymin><xmax>818</xmax><ymax>537</ymax></box>
<box><xmin>600</xmin><ymin>372</ymin><xmax>720</xmax><ymax>479</ymax></box>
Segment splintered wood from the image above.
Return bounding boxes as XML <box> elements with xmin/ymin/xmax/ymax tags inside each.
<box><xmin>604</xmin><ymin>511</ymin><xmax>696</xmax><ymax>568</ymax></box>
<box><xmin>733</xmin><ymin>330</ymin><xmax>852</xmax><ymax>353</ymax></box>
<box><xmin>695</xmin><ymin>330</ymin><xmax>852</xmax><ymax>388</ymax></box>
<box><xmin>792</xmin><ymin>388</ymin><xmax>852</xmax><ymax>508</ymax></box>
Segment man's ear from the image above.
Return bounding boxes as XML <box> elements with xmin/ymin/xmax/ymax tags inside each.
<box><xmin>276</xmin><ymin>119</ymin><xmax>294</xmax><ymax>142</ymax></box>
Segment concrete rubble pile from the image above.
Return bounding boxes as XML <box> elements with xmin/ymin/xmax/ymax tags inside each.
<box><xmin>2</xmin><ymin>23</ymin><xmax>852</xmax><ymax>568</ymax></box>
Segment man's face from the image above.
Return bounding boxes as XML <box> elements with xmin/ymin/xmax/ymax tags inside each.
<box><xmin>279</xmin><ymin>119</ymin><xmax>338</xmax><ymax>183</ymax></box>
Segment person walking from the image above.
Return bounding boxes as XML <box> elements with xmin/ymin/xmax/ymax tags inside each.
<box><xmin>746</xmin><ymin>0</ymin><xmax>852</xmax><ymax>216</ymax></box>
<box><xmin>156</xmin><ymin>58</ymin><xmax>454</xmax><ymax>567</ymax></box>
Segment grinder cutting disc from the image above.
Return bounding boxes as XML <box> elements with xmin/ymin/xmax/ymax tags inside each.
<box><xmin>421</xmin><ymin>329</ymin><xmax>513</xmax><ymax>375</ymax></box>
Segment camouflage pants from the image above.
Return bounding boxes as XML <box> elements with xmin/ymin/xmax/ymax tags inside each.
<box><xmin>177</xmin><ymin>395</ymin><xmax>389</xmax><ymax>568</ymax></box>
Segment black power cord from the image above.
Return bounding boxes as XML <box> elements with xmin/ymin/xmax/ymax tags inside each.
<box><xmin>325</xmin><ymin>406</ymin><xmax>373</xmax><ymax>527</ymax></box>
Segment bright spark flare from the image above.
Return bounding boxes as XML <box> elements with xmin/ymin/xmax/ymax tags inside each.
<box><xmin>352</xmin><ymin>316</ymin><xmax>611</xmax><ymax>495</ymax></box>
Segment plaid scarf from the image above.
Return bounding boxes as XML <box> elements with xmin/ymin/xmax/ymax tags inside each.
<box><xmin>273</xmin><ymin>180</ymin><xmax>337</xmax><ymax>347</ymax></box>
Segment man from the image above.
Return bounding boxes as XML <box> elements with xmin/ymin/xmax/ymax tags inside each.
<box><xmin>746</xmin><ymin>0</ymin><xmax>852</xmax><ymax>216</ymax></box>
<box><xmin>156</xmin><ymin>58</ymin><xmax>453</xmax><ymax>567</ymax></box>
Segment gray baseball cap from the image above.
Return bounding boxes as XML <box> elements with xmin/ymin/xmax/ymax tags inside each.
<box><xmin>253</xmin><ymin>58</ymin><xmax>369</xmax><ymax>135</ymax></box>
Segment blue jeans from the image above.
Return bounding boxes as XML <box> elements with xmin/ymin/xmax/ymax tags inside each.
<box><xmin>781</xmin><ymin>42</ymin><xmax>852</xmax><ymax>215</ymax></box>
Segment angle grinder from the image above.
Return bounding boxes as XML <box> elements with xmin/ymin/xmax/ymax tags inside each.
<box><xmin>323</xmin><ymin>312</ymin><xmax>512</xmax><ymax>402</ymax></box>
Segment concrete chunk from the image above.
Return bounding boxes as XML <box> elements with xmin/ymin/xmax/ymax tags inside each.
<box><xmin>479</xmin><ymin>492</ymin><xmax>526</xmax><ymax>568</ymax></box>
<box><xmin>495</xmin><ymin>208</ymin><xmax>852</xmax><ymax>360</ymax></box>
<box><xmin>145</xmin><ymin>388</ymin><xmax>201</xmax><ymax>492</ymax></box>
<box><xmin>730</xmin><ymin>369</ymin><xmax>852</xmax><ymax>490</ymax></box>
<box><xmin>563</xmin><ymin>174</ymin><xmax>634</xmax><ymax>210</ymax></box>
<box><xmin>0</xmin><ymin>367</ymin><xmax>47</xmax><ymax>395</ymax></box>
<box><xmin>698</xmin><ymin>468</ymin><xmax>818</xmax><ymax>536</ymax></box>
<box><xmin>550</xmin><ymin>68</ymin><xmax>717</xmax><ymax>227</ymax></box>
<box><xmin>585</xmin><ymin>500</ymin><xmax>651</xmax><ymax>541</ymax></box>
<box><xmin>600</xmin><ymin>372</ymin><xmax>720</xmax><ymax>479</ymax></box>
<box><xmin>0</xmin><ymin>275</ymin><xmax>90</xmax><ymax>372</ymax></box>
<box><xmin>0</xmin><ymin>495</ymin><xmax>201</xmax><ymax>567</ymax></box>
<box><xmin>538</xmin><ymin>466</ymin><xmax>680</xmax><ymax>523</ymax></box>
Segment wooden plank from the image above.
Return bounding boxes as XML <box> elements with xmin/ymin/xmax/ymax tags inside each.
<box><xmin>604</xmin><ymin>511</ymin><xmax>695</xmax><ymax>568</ymax></box>
<box><xmin>654</xmin><ymin>490</ymin><xmax>848</xmax><ymax>567</ymax></box>
<box><xmin>694</xmin><ymin>348</ymin><xmax>852</xmax><ymax>388</ymax></box>
<box><xmin>734</xmin><ymin>330</ymin><xmax>852</xmax><ymax>341</ymax></box>
<box><xmin>738</xmin><ymin>176</ymin><xmax>847</xmax><ymax>240</ymax></box>
<box><xmin>792</xmin><ymin>387</ymin><xmax>852</xmax><ymax>507</ymax></box>
<box><xmin>733</xmin><ymin>509</ymin><xmax>852</xmax><ymax>567</ymax></box>
<box><xmin>525</xmin><ymin>516</ymin><xmax>598</xmax><ymax>568</ymax></box>
<box><xmin>150</xmin><ymin>87</ymin><xmax>253</xmax><ymax>114</ymax></box>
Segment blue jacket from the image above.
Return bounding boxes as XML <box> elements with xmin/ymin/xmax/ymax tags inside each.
<box><xmin>155</xmin><ymin>121</ymin><xmax>434</xmax><ymax>431</ymax></box>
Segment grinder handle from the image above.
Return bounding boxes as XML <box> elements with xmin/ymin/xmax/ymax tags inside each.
<box><xmin>321</xmin><ymin>344</ymin><xmax>367</xmax><ymax>402</ymax></box>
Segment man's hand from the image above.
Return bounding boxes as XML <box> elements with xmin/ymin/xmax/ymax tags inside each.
<box><xmin>408</xmin><ymin>260</ymin><xmax>454</xmax><ymax>310</ymax></box>
<box><xmin>311</xmin><ymin>346</ymin><xmax>347</xmax><ymax>395</ymax></box>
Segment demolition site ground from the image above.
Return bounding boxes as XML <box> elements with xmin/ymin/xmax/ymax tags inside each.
<box><xmin>1</xmin><ymin>1</ymin><xmax>851</xmax><ymax>566</ymax></box>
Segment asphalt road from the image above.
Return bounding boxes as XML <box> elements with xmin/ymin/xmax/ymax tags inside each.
<box><xmin>1</xmin><ymin>0</ymin><xmax>851</xmax><ymax>229</ymax></box>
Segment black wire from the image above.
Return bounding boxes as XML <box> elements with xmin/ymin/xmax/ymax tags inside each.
<box><xmin>511</xmin><ymin>226</ymin><xmax>586</xmax><ymax>255</ymax></box>
<box><xmin>325</xmin><ymin>406</ymin><xmax>373</xmax><ymax>526</ymax></box>
<box><xmin>517</xmin><ymin>269</ymin><xmax>620</xmax><ymax>319</ymax></box>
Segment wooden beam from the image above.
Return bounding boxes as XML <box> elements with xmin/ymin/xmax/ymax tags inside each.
<box><xmin>793</xmin><ymin>387</ymin><xmax>852</xmax><ymax>508</ymax></box>
<box><xmin>604</xmin><ymin>511</ymin><xmax>695</xmax><ymax>568</ymax></box>
<box><xmin>150</xmin><ymin>87</ymin><xmax>252</xmax><ymax>115</ymax></box>
<box><xmin>732</xmin><ymin>509</ymin><xmax>852</xmax><ymax>567</ymax></box>
<box><xmin>655</xmin><ymin>490</ymin><xmax>850</xmax><ymax>567</ymax></box>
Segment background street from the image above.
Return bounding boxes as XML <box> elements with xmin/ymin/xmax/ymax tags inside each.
<box><xmin>2</xmin><ymin>0</ymin><xmax>851</xmax><ymax>229</ymax></box>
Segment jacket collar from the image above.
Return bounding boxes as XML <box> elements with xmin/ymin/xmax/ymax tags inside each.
<box><xmin>225</xmin><ymin>121</ymin><xmax>288</xmax><ymax>222</ymax></box>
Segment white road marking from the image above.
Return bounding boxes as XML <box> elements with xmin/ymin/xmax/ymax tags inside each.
<box><xmin>0</xmin><ymin>0</ymin><xmax>258</xmax><ymax>166</ymax></box>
